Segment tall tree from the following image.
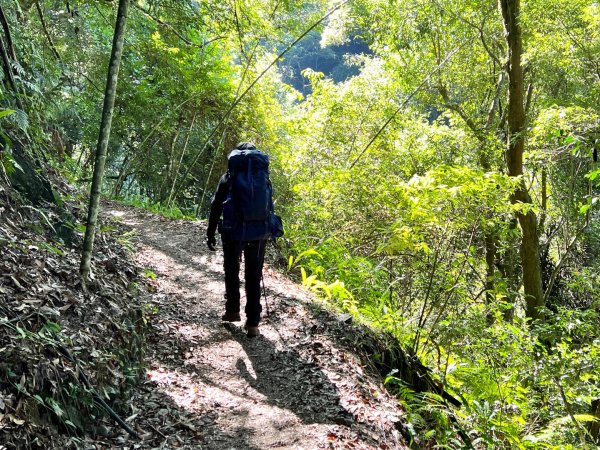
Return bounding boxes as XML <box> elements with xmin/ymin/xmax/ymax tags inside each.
<box><xmin>80</xmin><ymin>0</ymin><xmax>129</xmax><ymax>281</ymax></box>
<box><xmin>500</xmin><ymin>0</ymin><xmax>545</xmax><ymax>321</ymax></box>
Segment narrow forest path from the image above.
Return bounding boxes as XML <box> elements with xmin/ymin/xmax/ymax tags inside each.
<box><xmin>106</xmin><ymin>203</ymin><xmax>406</xmax><ymax>450</ymax></box>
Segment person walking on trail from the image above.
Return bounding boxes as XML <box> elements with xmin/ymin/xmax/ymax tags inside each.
<box><xmin>206</xmin><ymin>142</ymin><xmax>282</xmax><ymax>337</ymax></box>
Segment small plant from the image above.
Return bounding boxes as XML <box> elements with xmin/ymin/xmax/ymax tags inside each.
<box><xmin>39</xmin><ymin>242</ymin><xmax>66</xmax><ymax>257</ymax></box>
<box><xmin>142</xmin><ymin>268</ymin><xmax>157</xmax><ymax>280</ymax></box>
<box><xmin>120</xmin><ymin>196</ymin><xmax>196</xmax><ymax>220</ymax></box>
<box><xmin>116</xmin><ymin>229</ymin><xmax>137</xmax><ymax>251</ymax></box>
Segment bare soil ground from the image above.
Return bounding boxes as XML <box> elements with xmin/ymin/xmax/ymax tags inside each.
<box><xmin>105</xmin><ymin>203</ymin><xmax>407</xmax><ymax>450</ymax></box>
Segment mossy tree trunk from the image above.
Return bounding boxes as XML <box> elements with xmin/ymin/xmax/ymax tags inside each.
<box><xmin>500</xmin><ymin>0</ymin><xmax>544</xmax><ymax>322</ymax></box>
<box><xmin>80</xmin><ymin>0</ymin><xmax>129</xmax><ymax>281</ymax></box>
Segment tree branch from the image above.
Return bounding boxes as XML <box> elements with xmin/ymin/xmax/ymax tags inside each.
<box><xmin>543</xmin><ymin>196</ymin><xmax>593</xmax><ymax>303</ymax></box>
<box><xmin>486</xmin><ymin>71</ymin><xmax>506</xmax><ymax>131</ymax></box>
<box><xmin>438</xmin><ymin>83</ymin><xmax>484</xmax><ymax>141</ymax></box>
<box><xmin>349</xmin><ymin>45</ymin><xmax>463</xmax><ymax>169</ymax></box>
<box><xmin>0</xmin><ymin>6</ymin><xmax>17</xmax><ymax>61</ymax></box>
<box><xmin>431</xmin><ymin>0</ymin><xmax>502</xmax><ymax>66</ymax></box>
<box><xmin>175</xmin><ymin>0</ymin><xmax>351</xmax><ymax>195</ymax></box>
<box><xmin>35</xmin><ymin>1</ymin><xmax>62</xmax><ymax>63</ymax></box>
<box><xmin>133</xmin><ymin>3</ymin><xmax>224</xmax><ymax>49</ymax></box>
<box><xmin>553</xmin><ymin>376</ymin><xmax>590</xmax><ymax>447</ymax></box>
<box><xmin>0</xmin><ymin>6</ymin><xmax>23</xmax><ymax>110</ymax></box>
<box><xmin>477</xmin><ymin>20</ymin><xmax>502</xmax><ymax>68</ymax></box>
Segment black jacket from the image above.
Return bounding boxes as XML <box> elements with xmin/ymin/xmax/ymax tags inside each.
<box><xmin>207</xmin><ymin>173</ymin><xmax>229</xmax><ymax>238</ymax></box>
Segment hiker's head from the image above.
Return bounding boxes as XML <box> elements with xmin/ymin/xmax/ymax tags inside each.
<box><xmin>235</xmin><ymin>142</ymin><xmax>256</xmax><ymax>150</ymax></box>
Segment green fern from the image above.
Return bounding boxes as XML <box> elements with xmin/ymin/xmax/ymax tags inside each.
<box><xmin>11</xmin><ymin>109</ymin><xmax>29</xmax><ymax>133</ymax></box>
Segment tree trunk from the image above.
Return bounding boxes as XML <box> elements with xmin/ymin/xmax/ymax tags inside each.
<box><xmin>166</xmin><ymin>112</ymin><xmax>196</xmax><ymax>207</ymax></box>
<box><xmin>484</xmin><ymin>233</ymin><xmax>496</xmax><ymax>322</ymax></box>
<box><xmin>80</xmin><ymin>0</ymin><xmax>129</xmax><ymax>281</ymax></box>
<box><xmin>112</xmin><ymin>153</ymin><xmax>130</xmax><ymax>198</ymax></box>
<box><xmin>500</xmin><ymin>0</ymin><xmax>544</xmax><ymax>322</ymax></box>
<box><xmin>589</xmin><ymin>398</ymin><xmax>600</xmax><ymax>443</ymax></box>
<box><xmin>498</xmin><ymin>219</ymin><xmax>520</xmax><ymax>322</ymax></box>
<box><xmin>0</xmin><ymin>6</ymin><xmax>23</xmax><ymax>110</ymax></box>
<box><xmin>35</xmin><ymin>1</ymin><xmax>62</xmax><ymax>63</ymax></box>
<box><xmin>160</xmin><ymin>126</ymin><xmax>181</xmax><ymax>203</ymax></box>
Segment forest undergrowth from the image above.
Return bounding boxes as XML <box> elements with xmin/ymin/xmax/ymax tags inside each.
<box><xmin>0</xmin><ymin>176</ymin><xmax>149</xmax><ymax>448</ymax></box>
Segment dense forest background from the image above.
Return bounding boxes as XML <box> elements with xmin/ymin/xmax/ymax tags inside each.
<box><xmin>1</xmin><ymin>0</ymin><xmax>600</xmax><ymax>447</ymax></box>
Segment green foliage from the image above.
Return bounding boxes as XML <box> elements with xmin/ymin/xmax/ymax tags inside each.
<box><xmin>0</xmin><ymin>109</ymin><xmax>15</xmax><ymax>119</ymax></box>
<box><xmin>385</xmin><ymin>375</ymin><xmax>464</xmax><ymax>447</ymax></box>
<box><xmin>5</xmin><ymin>0</ymin><xmax>600</xmax><ymax>446</ymax></box>
<box><xmin>273</xmin><ymin>1</ymin><xmax>600</xmax><ymax>447</ymax></box>
<box><xmin>0</xmin><ymin>148</ymin><xmax>22</xmax><ymax>177</ymax></box>
<box><xmin>142</xmin><ymin>268</ymin><xmax>157</xmax><ymax>280</ymax></box>
<box><xmin>122</xmin><ymin>196</ymin><xmax>196</xmax><ymax>221</ymax></box>
<box><xmin>38</xmin><ymin>242</ymin><xmax>65</xmax><ymax>257</ymax></box>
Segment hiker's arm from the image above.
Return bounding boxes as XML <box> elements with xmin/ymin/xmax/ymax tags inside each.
<box><xmin>207</xmin><ymin>174</ymin><xmax>228</xmax><ymax>238</ymax></box>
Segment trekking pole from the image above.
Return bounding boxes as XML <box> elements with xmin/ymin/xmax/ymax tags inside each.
<box><xmin>261</xmin><ymin>274</ymin><xmax>270</xmax><ymax>317</ymax></box>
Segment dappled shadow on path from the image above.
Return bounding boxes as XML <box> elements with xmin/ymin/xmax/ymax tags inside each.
<box><xmin>116</xmin><ymin>374</ymin><xmax>264</xmax><ymax>450</ymax></box>
<box><xmin>104</xmin><ymin>202</ymin><xmax>406</xmax><ymax>449</ymax></box>
<box><xmin>228</xmin><ymin>323</ymin><xmax>352</xmax><ymax>426</ymax></box>
<box><xmin>139</xmin><ymin>315</ymin><xmax>353</xmax><ymax>448</ymax></box>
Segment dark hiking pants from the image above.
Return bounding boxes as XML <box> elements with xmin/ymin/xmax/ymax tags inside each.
<box><xmin>222</xmin><ymin>238</ymin><xmax>266</xmax><ymax>327</ymax></box>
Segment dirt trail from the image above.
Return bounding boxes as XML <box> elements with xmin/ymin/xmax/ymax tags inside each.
<box><xmin>106</xmin><ymin>203</ymin><xmax>406</xmax><ymax>449</ymax></box>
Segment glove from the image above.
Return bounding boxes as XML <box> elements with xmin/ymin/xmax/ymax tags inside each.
<box><xmin>206</xmin><ymin>235</ymin><xmax>217</xmax><ymax>251</ymax></box>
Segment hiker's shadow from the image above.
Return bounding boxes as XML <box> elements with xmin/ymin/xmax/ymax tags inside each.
<box><xmin>228</xmin><ymin>326</ymin><xmax>351</xmax><ymax>425</ymax></box>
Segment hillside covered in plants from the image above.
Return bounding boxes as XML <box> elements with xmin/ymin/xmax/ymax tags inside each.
<box><xmin>1</xmin><ymin>0</ymin><xmax>600</xmax><ymax>448</ymax></box>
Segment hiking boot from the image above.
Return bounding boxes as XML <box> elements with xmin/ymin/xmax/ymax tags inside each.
<box><xmin>244</xmin><ymin>323</ymin><xmax>260</xmax><ymax>337</ymax></box>
<box><xmin>221</xmin><ymin>311</ymin><xmax>241</xmax><ymax>322</ymax></box>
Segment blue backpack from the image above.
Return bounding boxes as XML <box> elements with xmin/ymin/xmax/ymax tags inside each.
<box><xmin>221</xmin><ymin>148</ymin><xmax>282</xmax><ymax>241</ymax></box>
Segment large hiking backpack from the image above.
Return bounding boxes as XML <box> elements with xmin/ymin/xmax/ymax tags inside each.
<box><xmin>221</xmin><ymin>147</ymin><xmax>276</xmax><ymax>241</ymax></box>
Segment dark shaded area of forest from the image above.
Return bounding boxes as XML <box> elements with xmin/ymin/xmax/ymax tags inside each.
<box><xmin>278</xmin><ymin>31</ymin><xmax>372</xmax><ymax>94</ymax></box>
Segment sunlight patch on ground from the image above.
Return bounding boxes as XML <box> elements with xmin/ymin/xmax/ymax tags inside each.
<box><xmin>145</xmin><ymin>362</ymin><xmax>308</xmax><ymax>441</ymax></box>
<box><xmin>107</xmin><ymin>210</ymin><xmax>125</xmax><ymax>217</ymax></box>
<box><xmin>192</xmin><ymin>254</ymin><xmax>223</xmax><ymax>271</ymax></box>
<box><xmin>147</xmin><ymin>363</ymin><xmax>270</xmax><ymax>413</ymax></box>
<box><xmin>138</xmin><ymin>248</ymin><xmax>182</xmax><ymax>275</ymax></box>
<box><xmin>174</xmin><ymin>323</ymin><xmax>214</xmax><ymax>342</ymax></box>
<box><xmin>106</xmin><ymin>208</ymin><xmax>141</xmax><ymax>226</ymax></box>
<box><xmin>199</xmin><ymin>279</ymin><xmax>223</xmax><ymax>295</ymax></box>
<box><xmin>146</xmin><ymin>367</ymin><xmax>207</xmax><ymax>410</ymax></box>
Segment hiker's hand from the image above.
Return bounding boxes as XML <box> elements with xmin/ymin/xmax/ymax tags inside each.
<box><xmin>206</xmin><ymin>235</ymin><xmax>217</xmax><ymax>251</ymax></box>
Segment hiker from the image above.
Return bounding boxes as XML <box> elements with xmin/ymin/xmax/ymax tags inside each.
<box><xmin>206</xmin><ymin>142</ymin><xmax>282</xmax><ymax>337</ymax></box>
